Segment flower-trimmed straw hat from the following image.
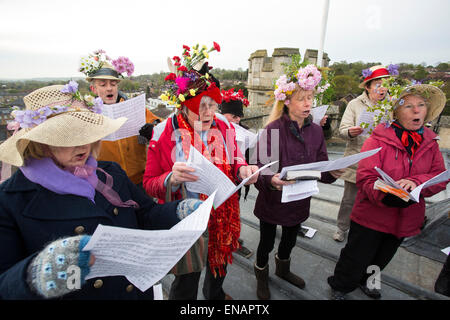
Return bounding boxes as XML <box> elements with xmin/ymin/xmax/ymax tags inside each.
<box><xmin>0</xmin><ymin>82</ymin><xmax>126</xmax><ymax>167</ymax></box>
<box><xmin>359</xmin><ymin>64</ymin><xmax>399</xmax><ymax>88</ymax></box>
<box><xmin>80</xmin><ymin>49</ymin><xmax>135</xmax><ymax>82</ymax></box>
<box><xmin>394</xmin><ymin>83</ymin><xmax>446</xmax><ymax>123</ymax></box>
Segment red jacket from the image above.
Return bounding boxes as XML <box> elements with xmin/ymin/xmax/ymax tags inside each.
<box><xmin>351</xmin><ymin>123</ymin><xmax>448</xmax><ymax>238</ymax></box>
<box><xmin>143</xmin><ymin>115</ymin><xmax>247</xmax><ymax>202</ymax></box>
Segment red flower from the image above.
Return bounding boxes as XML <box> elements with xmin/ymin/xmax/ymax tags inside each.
<box><xmin>174</xmin><ymin>62</ymin><xmax>181</xmax><ymax>67</ymax></box>
<box><xmin>183</xmin><ymin>45</ymin><xmax>190</xmax><ymax>51</ymax></box>
<box><xmin>213</xmin><ymin>41</ymin><xmax>220</xmax><ymax>52</ymax></box>
<box><xmin>164</xmin><ymin>73</ymin><xmax>176</xmax><ymax>81</ymax></box>
<box><xmin>172</xmin><ymin>56</ymin><xmax>181</xmax><ymax>62</ymax></box>
<box><xmin>177</xmin><ymin>66</ymin><xmax>188</xmax><ymax>72</ymax></box>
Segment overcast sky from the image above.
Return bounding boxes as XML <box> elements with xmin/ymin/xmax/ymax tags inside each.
<box><xmin>0</xmin><ymin>0</ymin><xmax>449</xmax><ymax>79</ymax></box>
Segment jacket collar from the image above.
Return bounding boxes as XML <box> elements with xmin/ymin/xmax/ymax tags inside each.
<box><xmin>372</xmin><ymin>123</ymin><xmax>439</xmax><ymax>154</ymax></box>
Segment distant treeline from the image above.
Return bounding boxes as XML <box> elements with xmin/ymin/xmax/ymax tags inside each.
<box><xmin>1</xmin><ymin>61</ymin><xmax>448</xmax><ymax>114</ymax></box>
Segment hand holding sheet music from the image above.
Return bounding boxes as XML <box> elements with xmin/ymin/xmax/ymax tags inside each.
<box><xmin>374</xmin><ymin>167</ymin><xmax>450</xmax><ymax>202</ymax></box>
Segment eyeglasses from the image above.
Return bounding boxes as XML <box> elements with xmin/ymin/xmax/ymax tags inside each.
<box><xmin>199</xmin><ymin>103</ymin><xmax>218</xmax><ymax>113</ymax></box>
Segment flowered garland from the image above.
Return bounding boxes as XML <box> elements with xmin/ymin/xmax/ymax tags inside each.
<box><xmin>79</xmin><ymin>49</ymin><xmax>134</xmax><ymax>78</ymax></box>
<box><xmin>221</xmin><ymin>88</ymin><xmax>249</xmax><ymax>106</ymax></box>
<box><xmin>160</xmin><ymin>42</ymin><xmax>220</xmax><ymax>109</ymax></box>
<box><xmin>10</xmin><ymin>81</ymin><xmax>103</xmax><ymax>129</ymax></box>
<box><xmin>359</xmin><ymin>77</ymin><xmax>444</xmax><ymax>133</ymax></box>
<box><xmin>361</xmin><ymin>64</ymin><xmax>399</xmax><ymax>79</ymax></box>
<box><xmin>274</xmin><ymin>56</ymin><xmax>331</xmax><ymax>106</ymax></box>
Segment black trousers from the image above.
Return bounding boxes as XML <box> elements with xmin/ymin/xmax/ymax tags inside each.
<box><xmin>328</xmin><ymin>220</ymin><xmax>404</xmax><ymax>293</ymax></box>
<box><xmin>168</xmin><ymin>261</ymin><xmax>228</xmax><ymax>300</ymax></box>
<box><xmin>256</xmin><ymin>220</ymin><xmax>301</xmax><ymax>267</ymax></box>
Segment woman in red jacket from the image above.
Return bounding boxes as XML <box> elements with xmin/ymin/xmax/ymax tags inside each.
<box><xmin>328</xmin><ymin>84</ymin><xmax>449</xmax><ymax>300</ymax></box>
<box><xmin>143</xmin><ymin>43</ymin><xmax>259</xmax><ymax>300</ymax></box>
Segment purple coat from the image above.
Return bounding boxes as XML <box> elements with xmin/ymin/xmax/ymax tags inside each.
<box><xmin>253</xmin><ymin>113</ymin><xmax>336</xmax><ymax>226</ymax></box>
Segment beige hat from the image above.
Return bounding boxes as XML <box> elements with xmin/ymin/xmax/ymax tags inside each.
<box><xmin>395</xmin><ymin>84</ymin><xmax>446</xmax><ymax>123</ymax></box>
<box><xmin>0</xmin><ymin>85</ymin><xmax>126</xmax><ymax>167</ymax></box>
<box><xmin>86</xmin><ymin>61</ymin><xmax>122</xmax><ymax>82</ymax></box>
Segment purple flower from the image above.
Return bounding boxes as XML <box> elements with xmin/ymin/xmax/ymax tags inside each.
<box><xmin>362</xmin><ymin>68</ymin><xmax>373</xmax><ymax>78</ymax></box>
<box><xmin>387</xmin><ymin>64</ymin><xmax>399</xmax><ymax>76</ymax></box>
<box><xmin>60</xmin><ymin>80</ymin><xmax>79</xmax><ymax>94</ymax></box>
<box><xmin>411</xmin><ymin>79</ymin><xmax>422</xmax><ymax>85</ymax></box>
<box><xmin>112</xmin><ymin>56</ymin><xmax>134</xmax><ymax>77</ymax></box>
<box><xmin>92</xmin><ymin>97</ymin><xmax>103</xmax><ymax>114</ymax></box>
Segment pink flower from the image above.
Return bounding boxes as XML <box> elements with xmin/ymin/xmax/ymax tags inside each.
<box><xmin>175</xmin><ymin>76</ymin><xmax>190</xmax><ymax>94</ymax></box>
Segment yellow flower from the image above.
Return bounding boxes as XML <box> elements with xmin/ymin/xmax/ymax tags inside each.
<box><xmin>189</xmin><ymin>89</ymin><xmax>196</xmax><ymax>96</ymax></box>
<box><xmin>202</xmin><ymin>45</ymin><xmax>207</xmax><ymax>50</ymax></box>
<box><xmin>205</xmin><ymin>73</ymin><xmax>209</xmax><ymax>79</ymax></box>
<box><xmin>178</xmin><ymin>94</ymin><xmax>185</xmax><ymax>102</ymax></box>
<box><xmin>160</xmin><ymin>94</ymin><xmax>168</xmax><ymax>101</ymax></box>
<box><xmin>204</xmin><ymin>52</ymin><xmax>209</xmax><ymax>59</ymax></box>
<box><xmin>193</xmin><ymin>49</ymin><xmax>199</xmax><ymax>55</ymax></box>
<box><xmin>175</xmin><ymin>103</ymin><xmax>181</xmax><ymax>109</ymax></box>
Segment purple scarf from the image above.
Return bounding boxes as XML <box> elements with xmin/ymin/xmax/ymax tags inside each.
<box><xmin>20</xmin><ymin>156</ymin><xmax>138</xmax><ymax>208</ymax></box>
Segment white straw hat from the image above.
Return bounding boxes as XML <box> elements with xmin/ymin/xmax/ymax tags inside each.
<box><xmin>0</xmin><ymin>85</ymin><xmax>126</xmax><ymax>167</ymax></box>
<box><xmin>395</xmin><ymin>84</ymin><xmax>446</xmax><ymax>123</ymax></box>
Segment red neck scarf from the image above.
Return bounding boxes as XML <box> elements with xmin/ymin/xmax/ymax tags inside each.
<box><xmin>176</xmin><ymin>113</ymin><xmax>240</xmax><ymax>277</ymax></box>
<box><xmin>392</xmin><ymin>121</ymin><xmax>424</xmax><ymax>159</ymax></box>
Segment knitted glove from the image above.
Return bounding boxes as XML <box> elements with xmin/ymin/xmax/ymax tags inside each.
<box><xmin>382</xmin><ymin>193</ymin><xmax>415</xmax><ymax>208</ymax></box>
<box><xmin>27</xmin><ymin>235</ymin><xmax>91</xmax><ymax>299</ymax></box>
<box><xmin>176</xmin><ymin>199</ymin><xmax>203</xmax><ymax>220</ymax></box>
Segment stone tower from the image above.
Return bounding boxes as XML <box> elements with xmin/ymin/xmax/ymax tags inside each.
<box><xmin>246</xmin><ymin>48</ymin><xmax>330</xmax><ymax>109</ymax></box>
<box><xmin>247</xmin><ymin>48</ymin><xmax>299</xmax><ymax>109</ymax></box>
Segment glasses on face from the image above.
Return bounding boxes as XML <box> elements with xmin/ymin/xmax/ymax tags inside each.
<box><xmin>199</xmin><ymin>102</ymin><xmax>218</xmax><ymax>113</ymax></box>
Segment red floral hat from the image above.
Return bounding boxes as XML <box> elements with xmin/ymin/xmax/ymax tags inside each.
<box><xmin>160</xmin><ymin>42</ymin><xmax>222</xmax><ymax>114</ymax></box>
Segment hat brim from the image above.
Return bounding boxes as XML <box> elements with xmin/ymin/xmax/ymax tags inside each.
<box><xmin>0</xmin><ymin>113</ymin><xmax>127</xmax><ymax>167</ymax></box>
<box><xmin>87</xmin><ymin>75</ymin><xmax>122</xmax><ymax>81</ymax></box>
<box><xmin>396</xmin><ymin>84</ymin><xmax>446</xmax><ymax>123</ymax></box>
<box><xmin>358</xmin><ymin>75</ymin><xmax>392</xmax><ymax>88</ymax></box>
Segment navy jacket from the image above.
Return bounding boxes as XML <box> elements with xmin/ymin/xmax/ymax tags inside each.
<box><xmin>254</xmin><ymin>113</ymin><xmax>336</xmax><ymax>226</ymax></box>
<box><xmin>0</xmin><ymin>161</ymin><xmax>181</xmax><ymax>300</ymax></box>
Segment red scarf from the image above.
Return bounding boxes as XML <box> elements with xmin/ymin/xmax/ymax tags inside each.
<box><xmin>391</xmin><ymin>121</ymin><xmax>423</xmax><ymax>159</ymax></box>
<box><xmin>176</xmin><ymin>113</ymin><xmax>240</xmax><ymax>277</ymax></box>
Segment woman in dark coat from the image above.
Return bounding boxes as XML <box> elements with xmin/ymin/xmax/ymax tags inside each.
<box><xmin>253</xmin><ymin>65</ymin><xmax>343</xmax><ymax>299</ymax></box>
<box><xmin>0</xmin><ymin>83</ymin><xmax>200</xmax><ymax>300</ymax></box>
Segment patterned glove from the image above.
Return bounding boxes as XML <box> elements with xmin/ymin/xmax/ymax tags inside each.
<box><xmin>27</xmin><ymin>235</ymin><xmax>91</xmax><ymax>299</ymax></box>
<box><xmin>176</xmin><ymin>199</ymin><xmax>203</xmax><ymax>220</ymax></box>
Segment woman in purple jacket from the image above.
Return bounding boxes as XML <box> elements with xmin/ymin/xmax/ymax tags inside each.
<box><xmin>253</xmin><ymin>65</ymin><xmax>344</xmax><ymax>299</ymax></box>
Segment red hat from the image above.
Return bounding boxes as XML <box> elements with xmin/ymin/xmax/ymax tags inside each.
<box><xmin>359</xmin><ymin>65</ymin><xmax>392</xmax><ymax>88</ymax></box>
<box><xmin>182</xmin><ymin>82</ymin><xmax>222</xmax><ymax>114</ymax></box>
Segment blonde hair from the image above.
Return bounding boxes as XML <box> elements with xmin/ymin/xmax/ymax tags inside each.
<box><xmin>265</xmin><ymin>84</ymin><xmax>312</xmax><ymax>127</ymax></box>
<box><xmin>23</xmin><ymin>141</ymin><xmax>102</xmax><ymax>162</ymax></box>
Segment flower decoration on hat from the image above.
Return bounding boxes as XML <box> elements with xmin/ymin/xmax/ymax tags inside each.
<box><xmin>79</xmin><ymin>49</ymin><xmax>134</xmax><ymax>78</ymax></box>
<box><xmin>359</xmin><ymin>77</ymin><xmax>444</xmax><ymax>134</ymax></box>
<box><xmin>360</xmin><ymin>64</ymin><xmax>398</xmax><ymax>88</ymax></box>
<box><xmin>9</xmin><ymin>81</ymin><xmax>103</xmax><ymax>129</ymax></box>
<box><xmin>221</xmin><ymin>88</ymin><xmax>249</xmax><ymax>107</ymax></box>
<box><xmin>274</xmin><ymin>64</ymin><xmax>330</xmax><ymax>106</ymax></box>
<box><xmin>160</xmin><ymin>42</ymin><xmax>222</xmax><ymax>114</ymax></box>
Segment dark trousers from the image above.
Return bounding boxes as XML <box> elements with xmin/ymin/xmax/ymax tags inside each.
<box><xmin>328</xmin><ymin>220</ymin><xmax>404</xmax><ymax>293</ymax></box>
<box><xmin>256</xmin><ymin>220</ymin><xmax>301</xmax><ymax>267</ymax></box>
<box><xmin>168</xmin><ymin>261</ymin><xmax>228</xmax><ymax>300</ymax></box>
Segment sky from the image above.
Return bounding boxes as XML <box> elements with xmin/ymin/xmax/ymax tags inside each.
<box><xmin>0</xmin><ymin>0</ymin><xmax>449</xmax><ymax>79</ymax></box>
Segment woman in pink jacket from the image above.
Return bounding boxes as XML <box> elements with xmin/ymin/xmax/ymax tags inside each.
<box><xmin>328</xmin><ymin>84</ymin><xmax>448</xmax><ymax>300</ymax></box>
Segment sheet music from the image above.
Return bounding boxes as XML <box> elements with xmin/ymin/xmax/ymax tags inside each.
<box><xmin>311</xmin><ymin>105</ymin><xmax>329</xmax><ymax>125</ymax></box>
<box><xmin>101</xmin><ymin>94</ymin><xmax>146</xmax><ymax>141</ymax></box>
<box><xmin>82</xmin><ymin>192</ymin><xmax>215</xmax><ymax>292</ymax></box>
<box><xmin>279</xmin><ymin>148</ymin><xmax>382</xmax><ymax>179</ymax></box>
<box><xmin>186</xmin><ymin>145</ymin><xmax>277</xmax><ymax>208</ymax></box>
<box><xmin>375</xmin><ymin>167</ymin><xmax>450</xmax><ymax>202</ymax></box>
<box><xmin>233</xmin><ymin>123</ymin><xmax>258</xmax><ymax>154</ymax></box>
<box><xmin>281</xmin><ymin>180</ymin><xmax>319</xmax><ymax>203</ymax></box>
